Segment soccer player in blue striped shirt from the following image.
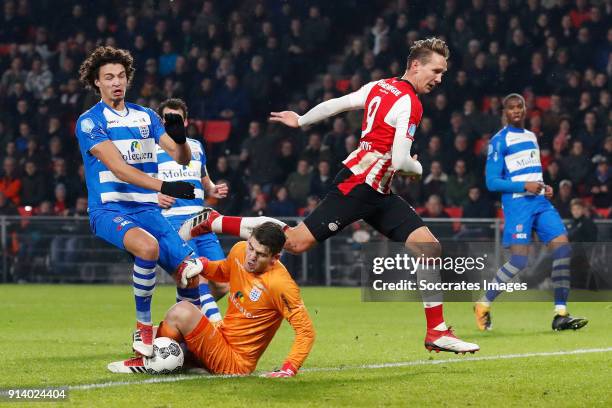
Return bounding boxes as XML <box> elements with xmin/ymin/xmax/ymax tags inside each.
<box><xmin>75</xmin><ymin>47</ymin><xmax>222</xmax><ymax>357</ymax></box>
<box><xmin>156</xmin><ymin>98</ymin><xmax>229</xmax><ymax>315</ymax></box>
<box><xmin>477</xmin><ymin>93</ymin><xmax>588</xmax><ymax>331</ymax></box>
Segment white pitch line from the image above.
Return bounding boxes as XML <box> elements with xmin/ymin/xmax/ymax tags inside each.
<box><xmin>67</xmin><ymin>347</ymin><xmax>612</xmax><ymax>391</ymax></box>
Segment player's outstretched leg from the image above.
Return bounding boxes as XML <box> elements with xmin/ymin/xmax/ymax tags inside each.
<box><xmin>124</xmin><ymin>229</ymin><xmax>161</xmax><ymax>357</ymax></box>
<box><xmin>549</xmin><ymin>238</ymin><xmax>588</xmax><ymax>331</ymax></box>
<box><xmin>178</xmin><ymin>208</ymin><xmax>317</xmax><ymax>254</ymax></box>
<box><xmin>179</xmin><ymin>208</ymin><xmax>288</xmax><ymax>241</ymax></box>
<box><xmin>407</xmin><ymin>227</ymin><xmax>480</xmax><ymax>354</ymax></box>
<box><xmin>474</xmin><ymin>251</ymin><xmax>528</xmax><ymax>331</ymax></box>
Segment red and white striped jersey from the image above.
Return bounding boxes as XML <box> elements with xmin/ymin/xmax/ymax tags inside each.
<box><xmin>341</xmin><ymin>77</ymin><xmax>423</xmax><ymax>194</ymax></box>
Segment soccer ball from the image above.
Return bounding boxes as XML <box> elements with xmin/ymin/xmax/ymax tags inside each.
<box><xmin>143</xmin><ymin>337</ymin><xmax>184</xmax><ymax>374</ymax></box>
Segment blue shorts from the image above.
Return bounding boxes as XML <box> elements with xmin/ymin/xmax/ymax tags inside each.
<box><xmin>502</xmin><ymin>200</ymin><xmax>567</xmax><ymax>246</ymax></box>
<box><xmin>89</xmin><ymin>208</ymin><xmax>194</xmax><ymax>274</ymax></box>
<box><xmin>166</xmin><ymin>214</ymin><xmax>225</xmax><ymax>261</ymax></box>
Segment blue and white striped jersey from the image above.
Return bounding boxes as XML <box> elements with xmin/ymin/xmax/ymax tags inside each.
<box><xmin>157</xmin><ymin>138</ymin><xmax>206</xmax><ymax>217</ymax></box>
<box><xmin>75</xmin><ymin>101</ymin><xmax>165</xmax><ymax>213</ymax></box>
<box><xmin>486</xmin><ymin>125</ymin><xmax>546</xmax><ymax>206</ymax></box>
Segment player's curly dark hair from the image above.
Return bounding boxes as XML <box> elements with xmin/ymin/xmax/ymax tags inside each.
<box><xmin>158</xmin><ymin>98</ymin><xmax>189</xmax><ymax>119</ymax></box>
<box><xmin>252</xmin><ymin>222</ymin><xmax>286</xmax><ymax>256</ymax></box>
<box><xmin>407</xmin><ymin>37</ymin><xmax>450</xmax><ymax>68</ymax></box>
<box><xmin>78</xmin><ymin>46</ymin><xmax>135</xmax><ymax>94</ymax></box>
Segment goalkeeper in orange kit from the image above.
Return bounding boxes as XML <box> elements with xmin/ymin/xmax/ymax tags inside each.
<box><xmin>110</xmin><ymin>222</ymin><xmax>316</xmax><ymax>377</ymax></box>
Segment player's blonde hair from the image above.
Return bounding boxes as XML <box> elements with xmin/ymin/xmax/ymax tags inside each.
<box><xmin>407</xmin><ymin>37</ymin><xmax>449</xmax><ymax>68</ymax></box>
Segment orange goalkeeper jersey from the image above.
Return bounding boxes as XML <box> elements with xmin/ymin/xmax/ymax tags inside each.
<box><xmin>202</xmin><ymin>241</ymin><xmax>315</xmax><ymax>372</ymax></box>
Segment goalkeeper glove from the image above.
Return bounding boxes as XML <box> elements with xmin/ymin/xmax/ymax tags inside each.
<box><xmin>261</xmin><ymin>361</ymin><xmax>297</xmax><ymax>378</ymax></box>
<box><xmin>161</xmin><ymin>181</ymin><xmax>195</xmax><ymax>199</ymax></box>
<box><xmin>164</xmin><ymin>113</ymin><xmax>187</xmax><ymax>144</ymax></box>
<box><xmin>175</xmin><ymin>257</ymin><xmax>209</xmax><ymax>288</ymax></box>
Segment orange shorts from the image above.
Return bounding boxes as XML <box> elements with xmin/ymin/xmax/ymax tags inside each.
<box><xmin>184</xmin><ymin>317</ymin><xmax>251</xmax><ymax>375</ymax></box>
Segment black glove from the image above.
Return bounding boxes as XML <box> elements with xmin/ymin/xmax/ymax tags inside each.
<box><xmin>161</xmin><ymin>181</ymin><xmax>195</xmax><ymax>199</ymax></box>
<box><xmin>164</xmin><ymin>113</ymin><xmax>186</xmax><ymax>144</ymax></box>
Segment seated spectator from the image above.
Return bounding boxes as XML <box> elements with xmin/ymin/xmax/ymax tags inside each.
<box><xmin>422</xmin><ymin>161</ymin><xmax>447</xmax><ymax>202</ymax></box>
<box><xmin>300</xmin><ymin>132</ymin><xmax>332</xmax><ymax>166</ymax></box>
<box><xmin>0</xmin><ymin>157</ymin><xmax>21</xmax><ymax>206</ymax></box>
<box><xmin>455</xmin><ymin>186</ymin><xmax>495</xmax><ymax>240</ymax></box>
<box><xmin>303</xmin><ymin>195</ymin><xmax>321</xmax><ymax>217</ymax></box>
<box><xmin>0</xmin><ymin>191</ymin><xmax>18</xmax><ymax>216</ymax></box>
<box><xmin>576</xmin><ymin>111</ymin><xmax>604</xmax><ymax>155</ymax></box>
<box><xmin>310</xmin><ymin>160</ymin><xmax>333</xmax><ymax>199</ymax></box>
<box><xmin>420</xmin><ymin>194</ymin><xmax>453</xmax><ymax>238</ymax></box>
<box><xmin>587</xmin><ymin>155</ymin><xmax>611</xmax><ymax>208</ymax></box>
<box><xmin>419</xmin><ymin>135</ymin><xmax>444</xmax><ymax>177</ymax></box>
<box><xmin>553</xmin><ymin>179</ymin><xmax>574</xmax><ymax>219</ymax></box>
<box><xmin>462</xmin><ymin>186</ymin><xmax>494</xmax><ymax>219</ymax></box>
<box><xmin>246</xmin><ymin>192</ymin><xmax>268</xmax><ymax>217</ymax></box>
<box><xmin>544</xmin><ymin>160</ymin><xmax>565</xmax><ymax>192</ymax></box>
<box><xmin>53</xmin><ymin>183</ymin><xmax>68</xmax><ymax>215</ymax></box>
<box><xmin>448</xmin><ymin>133</ymin><xmax>476</xmax><ymax>172</ymax></box>
<box><xmin>560</xmin><ymin>140</ymin><xmax>591</xmax><ymax>187</ymax></box>
<box><xmin>268</xmin><ymin>186</ymin><xmax>297</xmax><ymax>217</ymax></box>
<box><xmin>445</xmin><ymin>159</ymin><xmax>475</xmax><ymax>206</ymax></box>
<box><xmin>322</xmin><ymin>117</ymin><xmax>349</xmax><ymax>164</ymax></box>
<box><xmin>20</xmin><ymin>160</ymin><xmax>48</xmax><ymax>207</ymax></box>
<box><xmin>20</xmin><ymin>138</ymin><xmax>46</xmax><ymax>170</ymax></box>
<box><xmin>286</xmin><ymin>159</ymin><xmax>312</xmax><ymax>207</ymax></box>
<box><xmin>567</xmin><ymin>198</ymin><xmax>597</xmax><ymax>242</ymax></box>
<box><xmin>240</xmin><ymin>121</ymin><xmax>280</xmax><ymax>190</ymax></box>
<box><xmin>215</xmin><ymin>74</ymin><xmax>249</xmax><ymax>127</ymax></box>
<box><xmin>276</xmin><ymin>140</ymin><xmax>297</xmax><ymax>183</ymax></box>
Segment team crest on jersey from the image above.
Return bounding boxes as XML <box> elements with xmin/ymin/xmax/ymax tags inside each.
<box><xmin>139</xmin><ymin>125</ymin><xmax>150</xmax><ymax>138</ymax></box>
<box><xmin>249</xmin><ymin>286</ymin><xmax>263</xmax><ymax>302</ymax></box>
<box><xmin>81</xmin><ymin>118</ymin><xmax>95</xmax><ymax>134</ymax></box>
<box><xmin>193</xmin><ymin>151</ymin><xmax>201</xmax><ymax>161</ymax></box>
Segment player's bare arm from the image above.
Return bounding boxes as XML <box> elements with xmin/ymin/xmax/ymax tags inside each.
<box><xmin>202</xmin><ymin>174</ymin><xmax>229</xmax><ymax>199</ymax></box>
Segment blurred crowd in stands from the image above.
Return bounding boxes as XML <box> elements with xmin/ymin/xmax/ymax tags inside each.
<box><xmin>0</xmin><ymin>0</ymin><xmax>610</xmax><ymax>228</ymax></box>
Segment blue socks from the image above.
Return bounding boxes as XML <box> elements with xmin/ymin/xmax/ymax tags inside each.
<box><xmin>552</xmin><ymin>244</ymin><xmax>571</xmax><ymax>314</ymax></box>
<box><xmin>133</xmin><ymin>257</ymin><xmax>157</xmax><ymax>324</ymax></box>
<box><xmin>482</xmin><ymin>254</ymin><xmax>528</xmax><ymax>304</ymax></box>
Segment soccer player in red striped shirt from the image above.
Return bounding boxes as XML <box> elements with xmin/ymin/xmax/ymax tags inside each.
<box><xmin>180</xmin><ymin>38</ymin><xmax>479</xmax><ymax>354</ymax></box>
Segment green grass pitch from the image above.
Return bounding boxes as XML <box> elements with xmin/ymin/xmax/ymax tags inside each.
<box><xmin>1</xmin><ymin>285</ymin><xmax>611</xmax><ymax>407</ymax></box>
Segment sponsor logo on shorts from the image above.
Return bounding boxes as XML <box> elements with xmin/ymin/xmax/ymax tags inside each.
<box><xmin>116</xmin><ymin>220</ymin><xmax>131</xmax><ymax>231</ymax></box>
<box><xmin>113</xmin><ymin>216</ymin><xmax>124</xmax><ymax>223</ymax></box>
<box><xmin>512</xmin><ymin>233</ymin><xmax>527</xmax><ymax>239</ymax></box>
<box><xmin>328</xmin><ymin>222</ymin><xmax>339</xmax><ymax>232</ymax></box>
